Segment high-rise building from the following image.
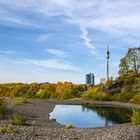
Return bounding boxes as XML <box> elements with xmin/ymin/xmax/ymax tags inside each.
<box><xmin>86</xmin><ymin>73</ymin><xmax>95</xmax><ymax>85</ymax></box>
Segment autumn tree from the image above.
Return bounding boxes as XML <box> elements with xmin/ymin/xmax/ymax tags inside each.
<box><xmin>119</xmin><ymin>47</ymin><xmax>140</xmax><ymax>76</ymax></box>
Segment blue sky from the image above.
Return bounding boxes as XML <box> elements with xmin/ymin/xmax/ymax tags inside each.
<box><xmin>0</xmin><ymin>0</ymin><xmax>140</xmax><ymax>84</ymax></box>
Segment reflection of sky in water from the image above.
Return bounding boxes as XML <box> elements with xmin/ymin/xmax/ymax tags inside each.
<box><xmin>49</xmin><ymin>105</ymin><xmax>114</xmax><ymax>128</ymax></box>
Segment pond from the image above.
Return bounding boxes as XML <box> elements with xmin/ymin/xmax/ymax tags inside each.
<box><xmin>49</xmin><ymin>105</ymin><xmax>132</xmax><ymax>128</ymax></box>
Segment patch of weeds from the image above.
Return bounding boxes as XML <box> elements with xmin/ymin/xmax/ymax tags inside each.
<box><xmin>65</xmin><ymin>124</ymin><xmax>74</xmax><ymax>129</ymax></box>
<box><xmin>11</xmin><ymin>113</ymin><xmax>27</xmax><ymax>125</ymax></box>
<box><xmin>131</xmin><ymin>109</ymin><xmax>140</xmax><ymax>125</ymax></box>
<box><xmin>31</xmin><ymin>125</ymin><xmax>36</xmax><ymax>136</ymax></box>
<box><xmin>0</xmin><ymin>124</ymin><xmax>19</xmax><ymax>135</ymax></box>
<box><xmin>0</xmin><ymin>126</ymin><xmax>8</xmax><ymax>133</ymax></box>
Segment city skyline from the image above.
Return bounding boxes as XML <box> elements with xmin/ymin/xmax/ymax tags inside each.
<box><xmin>0</xmin><ymin>1</ymin><xmax>140</xmax><ymax>84</ymax></box>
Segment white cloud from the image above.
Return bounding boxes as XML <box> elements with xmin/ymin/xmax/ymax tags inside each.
<box><xmin>37</xmin><ymin>34</ymin><xmax>53</xmax><ymax>42</ymax></box>
<box><xmin>1</xmin><ymin>0</ymin><xmax>140</xmax><ymax>51</ymax></box>
<box><xmin>46</xmin><ymin>49</ymin><xmax>68</xmax><ymax>58</ymax></box>
<box><xmin>80</xmin><ymin>26</ymin><xmax>95</xmax><ymax>54</ymax></box>
<box><xmin>0</xmin><ymin>7</ymin><xmax>38</xmax><ymax>27</ymax></box>
<box><xmin>16</xmin><ymin>59</ymin><xmax>80</xmax><ymax>72</ymax></box>
<box><xmin>2</xmin><ymin>0</ymin><xmax>140</xmax><ymax>31</ymax></box>
<box><xmin>1</xmin><ymin>51</ymin><xmax>17</xmax><ymax>55</ymax></box>
<box><xmin>0</xmin><ymin>50</ymin><xmax>28</xmax><ymax>55</ymax></box>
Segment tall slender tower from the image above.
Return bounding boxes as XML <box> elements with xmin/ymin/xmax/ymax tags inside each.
<box><xmin>106</xmin><ymin>45</ymin><xmax>110</xmax><ymax>82</ymax></box>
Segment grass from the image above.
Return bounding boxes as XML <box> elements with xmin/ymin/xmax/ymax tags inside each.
<box><xmin>11</xmin><ymin>113</ymin><xmax>27</xmax><ymax>125</ymax></box>
<box><xmin>131</xmin><ymin>109</ymin><xmax>140</xmax><ymax>125</ymax></box>
<box><xmin>65</xmin><ymin>124</ymin><xmax>74</xmax><ymax>129</ymax></box>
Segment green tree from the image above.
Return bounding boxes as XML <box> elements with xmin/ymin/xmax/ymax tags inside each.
<box><xmin>119</xmin><ymin>47</ymin><xmax>140</xmax><ymax>76</ymax></box>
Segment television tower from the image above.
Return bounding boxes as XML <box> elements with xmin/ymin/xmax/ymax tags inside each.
<box><xmin>106</xmin><ymin>45</ymin><xmax>110</xmax><ymax>82</ymax></box>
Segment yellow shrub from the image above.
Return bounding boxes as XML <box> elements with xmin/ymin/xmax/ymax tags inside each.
<box><xmin>129</xmin><ymin>94</ymin><xmax>140</xmax><ymax>104</ymax></box>
<box><xmin>65</xmin><ymin>124</ymin><xmax>74</xmax><ymax>129</ymax></box>
<box><xmin>0</xmin><ymin>127</ymin><xmax>8</xmax><ymax>133</ymax></box>
<box><xmin>131</xmin><ymin>109</ymin><xmax>140</xmax><ymax>125</ymax></box>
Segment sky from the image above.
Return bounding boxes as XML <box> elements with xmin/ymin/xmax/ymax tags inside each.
<box><xmin>0</xmin><ymin>0</ymin><xmax>140</xmax><ymax>84</ymax></box>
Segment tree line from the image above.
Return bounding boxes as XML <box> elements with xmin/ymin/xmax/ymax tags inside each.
<box><xmin>0</xmin><ymin>47</ymin><xmax>139</xmax><ymax>103</ymax></box>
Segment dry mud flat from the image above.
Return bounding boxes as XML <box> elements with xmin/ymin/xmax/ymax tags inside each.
<box><xmin>0</xmin><ymin>99</ymin><xmax>140</xmax><ymax>140</ymax></box>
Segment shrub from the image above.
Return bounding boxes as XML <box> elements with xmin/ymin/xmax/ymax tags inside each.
<box><xmin>0</xmin><ymin>126</ymin><xmax>8</xmax><ymax>133</ymax></box>
<box><xmin>93</xmin><ymin>92</ymin><xmax>109</xmax><ymax>101</ymax></box>
<box><xmin>121</xmin><ymin>85</ymin><xmax>133</xmax><ymax>94</ymax></box>
<box><xmin>116</xmin><ymin>93</ymin><xmax>135</xmax><ymax>102</ymax></box>
<box><xmin>0</xmin><ymin>98</ymin><xmax>7</xmax><ymax>119</ymax></box>
<box><xmin>0</xmin><ymin>98</ymin><xmax>7</xmax><ymax>113</ymax></box>
<box><xmin>81</xmin><ymin>91</ymin><xmax>93</xmax><ymax>100</ymax></box>
<box><xmin>129</xmin><ymin>94</ymin><xmax>140</xmax><ymax>104</ymax></box>
<box><xmin>81</xmin><ymin>91</ymin><xmax>110</xmax><ymax>101</ymax></box>
<box><xmin>60</xmin><ymin>87</ymin><xmax>81</xmax><ymax>99</ymax></box>
<box><xmin>35</xmin><ymin>89</ymin><xmax>51</xmax><ymax>99</ymax></box>
<box><xmin>13</xmin><ymin>97</ymin><xmax>28</xmax><ymax>105</ymax></box>
<box><xmin>111</xmin><ymin>94</ymin><xmax>120</xmax><ymax>101</ymax></box>
<box><xmin>0</xmin><ymin>125</ymin><xmax>18</xmax><ymax>135</ymax></box>
<box><xmin>131</xmin><ymin>109</ymin><xmax>140</xmax><ymax>125</ymax></box>
<box><xmin>11</xmin><ymin>113</ymin><xmax>27</xmax><ymax>125</ymax></box>
<box><xmin>65</xmin><ymin>124</ymin><xmax>74</xmax><ymax>129</ymax></box>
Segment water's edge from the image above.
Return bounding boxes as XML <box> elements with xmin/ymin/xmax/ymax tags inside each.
<box><xmin>48</xmin><ymin>100</ymin><xmax>140</xmax><ymax>128</ymax></box>
<box><xmin>48</xmin><ymin>100</ymin><xmax>140</xmax><ymax>110</ymax></box>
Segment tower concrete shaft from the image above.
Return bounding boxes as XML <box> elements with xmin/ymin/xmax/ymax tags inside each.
<box><xmin>106</xmin><ymin>46</ymin><xmax>110</xmax><ymax>82</ymax></box>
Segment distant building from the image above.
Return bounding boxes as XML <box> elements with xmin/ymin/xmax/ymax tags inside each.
<box><xmin>86</xmin><ymin>73</ymin><xmax>95</xmax><ymax>85</ymax></box>
<box><xmin>100</xmin><ymin>78</ymin><xmax>106</xmax><ymax>84</ymax></box>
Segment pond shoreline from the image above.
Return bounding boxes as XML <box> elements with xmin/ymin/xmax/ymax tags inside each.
<box><xmin>49</xmin><ymin>99</ymin><xmax>140</xmax><ymax>110</ymax></box>
<box><xmin>0</xmin><ymin>99</ymin><xmax>140</xmax><ymax>140</ymax></box>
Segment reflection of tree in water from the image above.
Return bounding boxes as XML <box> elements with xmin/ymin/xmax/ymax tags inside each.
<box><xmin>82</xmin><ymin>106</ymin><xmax>132</xmax><ymax>125</ymax></box>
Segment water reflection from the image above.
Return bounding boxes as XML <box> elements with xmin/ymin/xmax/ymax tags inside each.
<box><xmin>82</xmin><ymin>106</ymin><xmax>132</xmax><ymax>125</ymax></box>
<box><xmin>49</xmin><ymin>105</ymin><xmax>132</xmax><ymax>128</ymax></box>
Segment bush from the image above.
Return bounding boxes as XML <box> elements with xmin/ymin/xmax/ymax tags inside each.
<box><xmin>0</xmin><ymin>126</ymin><xmax>8</xmax><ymax>133</ymax></box>
<box><xmin>60</xmin><ymin>87</ymin><xmax>81</xmax><ymax>99</ymax></box>
<box><xmin>131</xmin><ymin>109</ymin><xmax>140</xmax><ymax>125</ymax></box>
<box><xmin>35</xmin><ymin>89</ymin><xmax>51</xmax><ymax>99</ymax></box>
<box><xmin>13</xmin><ymin>97</ymin><xmax>28</xmax><ymax>105</ymax></box>
<box><xmin>111</xmin><ymin>94</ymin><xmax>120</xmax><ymax>101</ymax></box>
<box><xmin>0</xmin><ymin>98</ymin><xmax>7</xmax><ymax>119</ymax></box>
<box><xmin>65</xmin><ymin>124</ymin><xmax>74</xmax><ymax>129</ymax></box>
<box><xmin>113</xmin><ymin>93</ymin><xmax>135</xmax><ymax>102</ymax></box>
<box><xmin>121</xmin><ymin>85</ymin><xmax>133</xmax><ymax>94</ymax></box>
<box><xmin>0</xmin><ymin>125</ymin><xmax>18</xmax><ymax>135</ymax></box>
<box><xmin>93</xmin><ymin>92</ymin><xmax>109</xmax><ymax>101</ymax></box>
<box><xmin>81</xmin><ymin>91</ymin><xmax>110</xmax><ymax>101</ymax></box>
<box><xmin>129</xmin><ymin>94</ymin><xmax>140</xmax><ymax>104</ymax></box>
<box><xmin>11</xmin><ymin>113</ymin><xmax>27</xmax><ymax>125</ymax></box>
<box><xmin>81</xmin><ymin>92</ymin><xmax>93</xmax><ymax>100</ymax></box>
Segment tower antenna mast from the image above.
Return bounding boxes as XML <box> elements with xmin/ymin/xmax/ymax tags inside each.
<box><xmin>106</xmin><ymin>45</ymin><xmax>110</xmax><ymax>82</ymax></box>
